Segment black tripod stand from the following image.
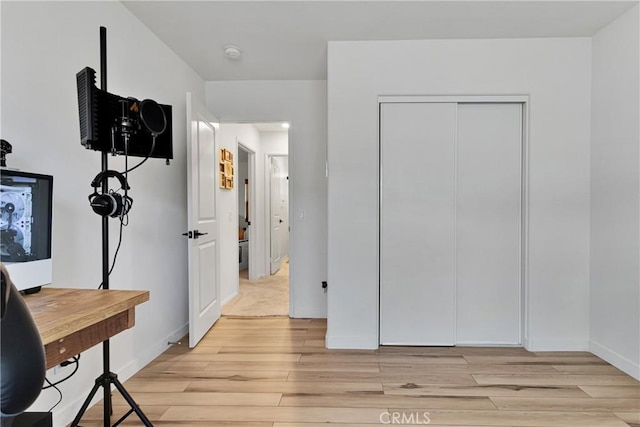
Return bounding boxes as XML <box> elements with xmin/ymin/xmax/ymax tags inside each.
<box><xmin>70</xmin><ymin>369</ymin><xmax>152</xmax><ymax>427</ymax></box>
<box><xmin>70</xmin><ymin>26</ymin><xmax>153</xmax><ymax>427</ymax></box>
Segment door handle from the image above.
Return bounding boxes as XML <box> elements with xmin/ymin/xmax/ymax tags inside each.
<box><xmin>182</xmin><ymin>231</ymin><xmax>193</xmax><ymax>239</ymax></box>
<box><xmin>279</xmin><ymin>219</ymin><xmax>284</xmax><ymax>223</ymax></box>
<box><xmin>194</xmin><ymin>230</ymin><xmax>208</xmax><ymax>239</ymax></box>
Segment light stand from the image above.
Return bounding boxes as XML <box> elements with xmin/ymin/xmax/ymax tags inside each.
<box><xmin>70</xmin><ymin>27</ymin><xmax>153</xmax><ymax>427</ymax></box>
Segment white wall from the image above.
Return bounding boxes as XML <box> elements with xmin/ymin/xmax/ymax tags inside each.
<box><xmin>260</xmin><ymin>131</ymin><xmax>289</xmax><ymax>154</ymax></box>
<box><xmin>590</xmin><ymin>5</ymin><xmax>640</xmax><ymax>380</ymax></box>
<box><xmin>327</xmin><ymin>38</ymin><xmax>592</xmax><ymax>350</ymax></box>
<box><xmin>1</xmin><ymin>1</ymin><xmax>204</xmax><ymax>423</ymax></box>
<box><xmin>206</xmin><ymin>81</ymin><xmax>328</xmax><ymax>318</ymax></box>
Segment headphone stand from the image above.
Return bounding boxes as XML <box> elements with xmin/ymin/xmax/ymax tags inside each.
<box><xmin>70</xmin><ymin>26</ymin><xmax>153</xmax><ymax>427</ymax></box>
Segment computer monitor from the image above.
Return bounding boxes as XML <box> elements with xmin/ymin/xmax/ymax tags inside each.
<box><xmin>0</xmin><ymin>169</ymin><xmax>53</xmax><ymax>292</ymax></box>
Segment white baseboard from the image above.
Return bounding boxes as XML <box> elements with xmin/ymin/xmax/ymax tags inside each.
<box><xmin>325</xmin><ymin>334</ymin><xmax>378</xmax><ymax>349</ymax></box>
<box><xmin>118</xmin><ymin>322</ymin><xmax>189</xmax><ymax>382</ymax></box>
<box><xmin>326</xmin><ymin>336</ymin><xmax>533</xmax><ymax>350</ymax></box>
<box><xmin>525</xmin><ymin>338</ymin><xmax>589</xmax><ymax>351</ymax></box>
<box><xmin>590</xmin><ymin>340</ymin><xmax>640</xmax><ymax>380</ymax></box>
<box><xmin>222</xmin><ymin>291</ymin><xmax>238</xmax><ymax>307</ymax></box>
<box><xmin>456</xmin><ymin>341</ymin><xmax>522</xmax><ymax>347</ymax></box>
<box><xmin>53</xmin><ymin>322</ymin><xmax>189</xmax><ymax>426</ymax></box>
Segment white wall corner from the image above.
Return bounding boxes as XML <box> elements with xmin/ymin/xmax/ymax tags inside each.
<box><xmin>590</xmin><ymin>340</ymin><xmax>640</xmax><ymax>381</ymax></box>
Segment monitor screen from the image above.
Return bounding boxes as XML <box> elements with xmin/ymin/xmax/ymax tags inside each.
<box><xmin>0</xmin><ymin>169</ymin><xmax>53</xmax><ymax>291</ymax></box>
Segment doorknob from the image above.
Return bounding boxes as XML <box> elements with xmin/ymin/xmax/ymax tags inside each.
<box><xmin>193</xmin><ymin>230</ymin><xmax>208</xmax><ymax>239</ymax></box>
<box><xmin>279</xmin><ymin>219</ymin><xmax>284</xmax><ymax>223</ymax></box>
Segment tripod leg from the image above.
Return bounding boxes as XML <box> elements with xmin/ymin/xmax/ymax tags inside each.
<box><xmin>70</xmin><ymin>377</ymin><xmax>103</xmax><ymax>427</ymax></box>
<box><xmin>102</xmin><ymin>374</ymin><xmax>112</xmax><ymax>427</ymax></box>
<box><xmin>111</xmin><ymin>377</ymin><xmax>153</xmax><ymax>426</ymax></box>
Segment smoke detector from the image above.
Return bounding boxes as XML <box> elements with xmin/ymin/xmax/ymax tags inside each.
<box><xmin>224</xmin><ymin>45</ymin><xmax>242</xmax><ymax>60</ymax></box>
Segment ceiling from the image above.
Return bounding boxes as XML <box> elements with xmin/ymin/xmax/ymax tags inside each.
<box><xmin>122</xmin><ymin>1</ymin><xmax>638</xmax><ymax>81</ymax></box>
<box><xmin>253</xmin><ymin>122</ymin><xmax>290</xmax><ymax>132</ymax></box>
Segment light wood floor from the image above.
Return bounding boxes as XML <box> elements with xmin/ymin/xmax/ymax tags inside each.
<box><xmin>81</xmin><ymin>317</ymin><xmax>640</xmax><ymax>426</ymax></box>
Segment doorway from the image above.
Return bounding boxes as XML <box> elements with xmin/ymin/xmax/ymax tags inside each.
<box><xmin>221</xmin><ymin>122</ymin><xmax>291</xmax><ymax>317</ymax></box>
<box><xmin>237</xmin><ymin>144</ymin><xmax>253</xmax><ymax>280</ymax></box>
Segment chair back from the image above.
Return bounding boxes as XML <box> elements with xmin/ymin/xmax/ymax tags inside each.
<box><xmin>0</xmin><ymin>264</ymin><xmax>46</xmax><ymax>418</ymax></box>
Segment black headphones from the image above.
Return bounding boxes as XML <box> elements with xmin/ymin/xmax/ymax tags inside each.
<box><xmin>88</xmin><ymin>170</ymin><xmax>132</xmax><ymax>218</ymax></box>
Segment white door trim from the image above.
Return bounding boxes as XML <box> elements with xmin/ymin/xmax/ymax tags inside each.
<box><xmin>379</xmin><ymin>95</ymin><xmax>529</xmax><ymax>104</ymax></box>
<box><xmin>377</xmin><ymin>94</ymin><xmax>530</xmax><ymax>348</ymax></box>
<box><xmin>521</xmin><ymin>100</ymin><xmax>531</xmax><ymax>350</ymax></box>
<box><xmin>237</xmin><ymin>140</ymin><xmax>257</xmax><ymax>280</ymax></box>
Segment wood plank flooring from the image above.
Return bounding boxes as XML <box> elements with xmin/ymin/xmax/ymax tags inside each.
<box><xmin>79</xmin><ymin>317</ymin><xmax>640</xmax><ymax>426</ymax></box>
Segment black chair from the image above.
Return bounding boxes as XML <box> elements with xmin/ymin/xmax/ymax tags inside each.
<box><xmin>0</xmin><ymin>264</ymin><xmax>46</xmax><ymax>426</ymax></box>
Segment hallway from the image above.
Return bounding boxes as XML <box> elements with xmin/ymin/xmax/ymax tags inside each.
<box><xmin>222</xmin><ymin>261</ymin><xmax>289</xmax><ymax>317</ymax></box>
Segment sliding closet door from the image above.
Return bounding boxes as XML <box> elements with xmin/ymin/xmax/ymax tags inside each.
<box><xmin>380</xmin><ymin>103</ymin><xmax>456</xmax><ymax>345</ymax></box>
<box><xmin>456</xmin><ymin>103</ymin><xmax>522</xmax><ymax>344</ymax></box>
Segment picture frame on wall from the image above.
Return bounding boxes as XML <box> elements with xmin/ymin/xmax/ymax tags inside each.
<box><xmin>219</xmin><ymin>148</ymin><xmax>235</xmax><ymax>189</ymax></box>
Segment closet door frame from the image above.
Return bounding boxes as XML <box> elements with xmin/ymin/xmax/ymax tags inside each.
<box><xmin>378</xmin><ymin>95</ymin><xmax>530</xmax><ymax>347</ymax></box>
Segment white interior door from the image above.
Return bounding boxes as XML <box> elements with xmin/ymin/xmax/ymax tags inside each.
<box><xmin>280</xmin><ymin>167</ymin><xmax>289</xmax><ymax>259</ymax></box>
<box><xmin>270</xmin><ymin>158</ymin><xmax>283</xmax><ymax>274</ymax></box>
<box><xmin>380</xmin><ymin>102</ymin><xmax>457</xmax><ymax>345</ymax></box>
<box><xmin>456</xmin><ymin>103</ymin><xmax>522</xmax><ymax>345</ymax></box>
<box><xmin>186</xmin><ymin>92</ymin><xmax>221</xmax><ymax>348</ymax></box>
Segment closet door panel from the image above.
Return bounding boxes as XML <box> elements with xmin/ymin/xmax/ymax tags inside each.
<box><xmin>380</xmin><ymin>102</ymin><xmax>456</xmax><ymax>345</ymax></box>
<box><xmin>456</xmin><ymin>103</ymin><xmax>522</xmax><ymax>345</ymax></box>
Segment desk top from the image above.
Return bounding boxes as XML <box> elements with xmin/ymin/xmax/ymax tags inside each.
<box><xmin>23</xmin><ymin>287</ymin><xmax>149</xmax><ymax>345</ymax></box>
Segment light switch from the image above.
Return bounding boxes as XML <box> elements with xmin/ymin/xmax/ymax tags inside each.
<box><xmin>229</xmin><ymin>211</ymin><xmax>233</xmax><ymax>222</ymax></box>
<box><xmin>298</xmin><ymin>210</ymin><xmax>305</xmax><ymax>220</ymax></box>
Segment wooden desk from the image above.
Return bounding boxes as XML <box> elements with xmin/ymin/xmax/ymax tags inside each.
<box><xmin>23</xmin><ymin>288</ymin><xmax>149</xmax><ymax>369</ymax></box>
